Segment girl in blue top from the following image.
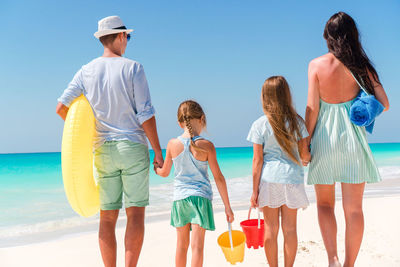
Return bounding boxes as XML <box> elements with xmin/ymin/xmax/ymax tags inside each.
<box><xmin>156</xmin><ymin>100</ymin><xmax>234</xmax><ymax>267</ymax></box>
<box><xmin>247</xmin><ymin>76</ymin><xmax>311</xmax><ymax>267</ymax></box>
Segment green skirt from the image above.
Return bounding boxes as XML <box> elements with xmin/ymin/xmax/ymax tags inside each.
<box><xmin>171</xmin><ymin>196</ymin><xmax>215</xmax><ymax>231</ymax></box>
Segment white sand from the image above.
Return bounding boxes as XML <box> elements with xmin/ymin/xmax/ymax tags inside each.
<box><xmin>1</xmin><ymin>196</ymin><xmax>400</xmax><ymax>267</ymax></box>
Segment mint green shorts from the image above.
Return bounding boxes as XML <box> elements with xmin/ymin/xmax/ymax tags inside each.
<box><xmin>94</xmin><ymin>140</ymin><xmax>150</xmax><ymax>210</ymax></box>
<box><xmin>171</xmin><ymin>196</ymin><xmax>215</xmax><ymax>231</ymax></box>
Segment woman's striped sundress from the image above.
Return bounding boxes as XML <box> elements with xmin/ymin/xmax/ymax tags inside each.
<box><xmin>307</xmin><ymin>99</ymin><xmax>381</xmax><ymax>185</ymax></box>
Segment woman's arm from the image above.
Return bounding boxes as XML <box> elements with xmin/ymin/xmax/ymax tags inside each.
<box><xmin>251</xmin><ymin>144</ymin><xmax>263</xmax><ymax>208</ymax></box>
<box><xmin>207</xmin><ymin>142</ymin><xmax>234</xmax><ymax>223</ymax></box>
<box><xmin>369</xmin><ymin>70</ymin><xmax>389</xmax><ymax>111</ymax></box>
<box><xmin>155</xmin><ymin>141</ymin><xmax>173</xmax><ymax>177</ymax></box>
<box><xmin>305</xmin><ymin>60</ymin><xmax>320</xmax><ymax>144</ymax></box>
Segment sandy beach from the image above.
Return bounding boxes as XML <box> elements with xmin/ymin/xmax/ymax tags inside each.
<box><xmin>2</xmin><ymin>181</ymin><xmax>400</xmax><ymax>267</ymax></box>
<box><xmin>1</xmin><ymin>1</ymin><xmax>399</xmax><ymax>266</ymax></box>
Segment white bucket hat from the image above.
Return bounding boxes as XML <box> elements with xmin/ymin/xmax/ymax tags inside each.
<box><xmin>94</xmin><ymin>16</ymin><xmax>133</xmax><ymax>39</ymax></box>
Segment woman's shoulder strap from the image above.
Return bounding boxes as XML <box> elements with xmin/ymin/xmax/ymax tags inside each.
<box><xmin>350</xmin><ymin>71</ymin><xmax>369</xmax><ymax>95</ymax></box>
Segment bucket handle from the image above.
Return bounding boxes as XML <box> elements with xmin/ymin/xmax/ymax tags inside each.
<box><xmin>228</xmin><ymin>222</ymin><xmax>234</xmax><ymax>251</ymax></box>
<box><xmin>247</xmin><ymin>207</ymin><xmax>261</xmax><ymax>229</ymax></box>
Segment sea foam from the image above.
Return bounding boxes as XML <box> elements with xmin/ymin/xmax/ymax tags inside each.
<box><xmin>1</xmin><ymin>166</ymin><xmax>399</xmax><ymax>247</ymax></box>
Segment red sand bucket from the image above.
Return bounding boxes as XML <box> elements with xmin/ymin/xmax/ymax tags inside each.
<box><xmin>240</xmin><ymin>207</ymin><xmax>264</xmax><ymax>249</ymax></box>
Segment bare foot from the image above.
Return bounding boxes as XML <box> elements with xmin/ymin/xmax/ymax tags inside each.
<box><xmin>328</xmin><ymin>261</ymin><xmax>342</xmax><ymax>267</ymax></box>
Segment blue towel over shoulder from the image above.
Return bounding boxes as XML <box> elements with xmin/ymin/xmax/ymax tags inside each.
<box><xmin>350</xmin><ymin>91</ymin><xmax>384</xmax><ymax>134</ymax></box>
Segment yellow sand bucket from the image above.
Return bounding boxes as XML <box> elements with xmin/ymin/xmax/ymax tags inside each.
<box><xmin>217</xmin><ymin>229</ymin><xmax>246</xmax><ymax>265</ymax></box>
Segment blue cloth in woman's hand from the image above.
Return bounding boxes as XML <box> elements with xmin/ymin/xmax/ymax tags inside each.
<box><xmin>350</xmin><ymin>91</ymin><xmax>384</xmax><ymax>134</ymax></box>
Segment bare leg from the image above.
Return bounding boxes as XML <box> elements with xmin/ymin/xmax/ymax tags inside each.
<box><xmin>262</xmin><ymin>206</ymin><xmax>280</xmax><ymax>267</ymax></box>
<box><xmin>190</xmin><ymin>224</ymin><xmax>206</xmax><ymax>267</ymax></box>
<box><xmin>281</xmin><ymin>205</ymin><xmax>298</xmax><ymax>267</ymax></box>
<box><xmin>315</xmin><ymin>184</ymin><xmax>340</xmax><ymax>266</ymax></box>
<box><xmin>341</xmin><ymin>183</ymin><xmax>365</xmax><ymax>267</ymax></box>
<box><xmin>99</xmin><ymin>209</ymin><xmax>119</xmax><ymax>267</ymax></box>
<box><xmin>125</xmin><ymin>207</ymin><xmax>145</xmax><ymax>267</ymax></box>
<box><xmin>176</xmin><ymin>224</ymin><xmax>190</xmax><ymax>267</ymax></box>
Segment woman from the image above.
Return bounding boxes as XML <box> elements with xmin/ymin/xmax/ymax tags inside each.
<box><xmin>305</xmin><ymin>12</ymin><xmax>389</xmax><ymax>267</ymax></box>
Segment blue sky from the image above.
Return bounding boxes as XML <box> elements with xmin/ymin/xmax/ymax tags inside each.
<box><xmin>1</xmin><ymin>0</ymin><xmax>399</xmax><ymax>153</ymax></box>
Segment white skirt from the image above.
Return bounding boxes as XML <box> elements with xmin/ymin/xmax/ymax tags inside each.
<box><xmin>258</xmin><ymin>181</ymin><xmax>309</xmax><ymax>209</ymax></box>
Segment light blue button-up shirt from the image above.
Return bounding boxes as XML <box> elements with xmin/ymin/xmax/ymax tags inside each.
<box><xmin>58</xmin><ymin>57</ymin><xmax>155</xmax><ymax>149</ymax></box>
<box><xmin>247</xmin><ymin>115</ymin><xmax>309</xmax><ymax>184</ymax></box>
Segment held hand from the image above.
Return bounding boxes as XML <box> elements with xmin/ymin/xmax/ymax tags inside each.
<box><xmin>154</xmin><ymin>166</ymin><xmax>161</xmax><ymax>175</ymax></box>
<box><xmin>153</xmin><ymin>152</ymin><xmax>164</xmax><ymax>169</ymax></box>
<box><xmin>225</xmin><ymin>207</ymin><xmax>234</xmax><ymax>223</ymax></box>
<box><xmin>302</xmin><ymin>152</ymin><xmax>312</xmax><ymax>166</ymax></box>
<box><xmin>250</xmin><ymin>191</ymin><xmax>259</xmax><ymax>208</ymax></box>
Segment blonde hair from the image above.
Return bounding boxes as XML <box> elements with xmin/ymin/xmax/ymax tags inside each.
<box><xmin>262</xmin><ymin>76</ymin><xmax>303</xmax><ymax>165</ymax></box>
<box><xmin>177</xmin><ymin>100</ymin><xmax>206</xmax><ymax>152</ymax></box>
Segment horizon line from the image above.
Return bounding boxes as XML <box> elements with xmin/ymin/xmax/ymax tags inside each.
<box><xmin>1</xmin><ymin>142</ymin><xmax>399</xmax><ymax>155</ymax></box>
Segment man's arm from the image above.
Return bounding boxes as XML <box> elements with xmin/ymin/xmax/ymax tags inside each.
<box><xmin>133</xmin><ymin>64</ymin><xmax>164</xmax><ymax>168</ymax></box>
<box><xmin>141</xmin><ymin>116</ymin><xmax>164</xmax><ymax>168</ymax></box>
<box><xmin>56</xmin><ymin>69</ymin><xmax>84</xmax><ymax>120</ymax></box>
<box><xmin>56</xmin><ymin>102</ymin><xmax>69</xmax><ymax>121</ymax></box>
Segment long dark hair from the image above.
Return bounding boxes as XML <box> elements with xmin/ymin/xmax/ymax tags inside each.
<box><xmin>324</xmin><ymin>12</ymin><xmax>381</xmax><ymax>95</ymax></box>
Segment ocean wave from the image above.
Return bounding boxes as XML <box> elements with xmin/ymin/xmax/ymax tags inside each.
<box><xmin>0</xmin><ymin>187</ymin><xmax>65</xmax><ymax>194</ymax></box>
<box><xmin>378</xmin><ymin>166</ymin><xmax>400</xmax><ymax>179</ymax></box>
<box><xmin>147</xmin><ymin>166</ymin><xmax>400</xmax><ymax>208</ymax></box>
<box><xmin>0</xmin><ymin>216</ymin><xmax>98</xmax><ymax>240</ymax></box>
<box><xmin>2</xmin><ymin>166</ymin><xmax>399</xmax><ymax>246</ymax></box>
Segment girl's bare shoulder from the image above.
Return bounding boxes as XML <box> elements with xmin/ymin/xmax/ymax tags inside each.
<box><xmin>195</xmin><ymin>139</ymin><xmax>215</xmax><ymax>152</ymax></box>
<box><xmin>167</xmin><ymin>138</ymin><xmax>181</xmax><ymax>147</ymax></box>
<box><xmin>168</xmin><ymin>138</ymin><xmax>184</xmax><ymax>157</ymax></box>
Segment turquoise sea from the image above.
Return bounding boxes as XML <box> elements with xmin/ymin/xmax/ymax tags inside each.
<box><xmin>1</xmin><ymin>143</ymin><xmax>399</xmax><ymax>247</ymax></box>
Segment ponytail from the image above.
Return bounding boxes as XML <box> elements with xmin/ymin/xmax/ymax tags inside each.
<box><xmin>183</xmin><ymin>114</ymin><xmax>206</xmax><ymax>153</ymax></box>
<box><xmin>178</xmin><ymin>100</ymin><xmax>207</xmax><ymax>153</ymax></box>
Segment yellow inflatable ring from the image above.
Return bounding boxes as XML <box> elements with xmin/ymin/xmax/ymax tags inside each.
<box><xmin>61</xmin><ymin>95</ymin><xmax>99</xmax><ymax>217</ymax></box>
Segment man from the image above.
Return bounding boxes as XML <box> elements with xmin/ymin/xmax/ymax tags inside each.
<box><xmin>56</xmin><ymin>16</ymin><xmax>164</xmax><ymax>267</ymax></box>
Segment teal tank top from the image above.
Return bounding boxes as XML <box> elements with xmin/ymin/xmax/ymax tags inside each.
<box><xmin>172</xmin><ymin>136</ymin><xmax>213</xmax><ymax>201</ymax></box>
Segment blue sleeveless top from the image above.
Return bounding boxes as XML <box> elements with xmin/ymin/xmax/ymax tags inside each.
<box><xmin>172</xmin><ymin>136</ymin><xmax>213</xmax><ymax>201</ymax></box>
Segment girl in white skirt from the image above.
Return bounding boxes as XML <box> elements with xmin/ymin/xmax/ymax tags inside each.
<box><xmin>247</xmin><ymin>76</ymin><xmax>311</xmax><ymax>267</ymax></box>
